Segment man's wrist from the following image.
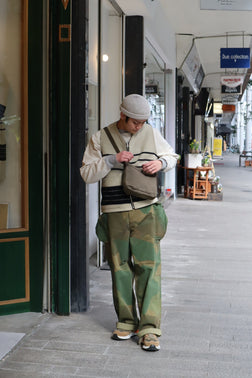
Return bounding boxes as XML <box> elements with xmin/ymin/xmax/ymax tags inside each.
<box><xmin>104</xmin><ymin>155</ymin><xmax>117</xmax><ymax>168</ymax></box>
<box><xmin>159</xmin><ymin>158</ymin><xmax>167</xmax><ymax>170</ymax></box>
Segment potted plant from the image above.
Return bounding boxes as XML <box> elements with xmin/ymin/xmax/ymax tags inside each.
<box><xmin>184</xmin><ymin>140</ymin><xmax>202</xmax><ymax>168</ymax></box>
<box><xmin>189</xmin><ymin>139</ymin><xmax>200</xmax><ymax>153</ymax></box>
<box><xmin>202</xmin><ymin>156</ymin><xmax>210</xmax><ymax>167</ymax></box>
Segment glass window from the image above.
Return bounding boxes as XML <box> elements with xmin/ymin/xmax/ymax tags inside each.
<box><xmin>145</xmin><ymin>38</ymin><xmax>165</xmax><ymax>137</ymax></box>
<box><xmin>0</xmin><ymin>0</ymin><xmax>28</xmax><ymax>231</ymax></box>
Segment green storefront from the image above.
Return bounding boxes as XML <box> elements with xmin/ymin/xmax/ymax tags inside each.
<box><xmin>0</xmin><ymin>0</ymin><xmax>89</xmax><ymax>316</ymax></box>
<box><xmin>0</xmin><ymin>0</ymin><xmax>151</xmax><ymax>317</ymax></box>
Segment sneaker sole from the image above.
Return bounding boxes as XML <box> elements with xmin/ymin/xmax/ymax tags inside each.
<box><xmin>142</xmin><ymin>344</ymin><xmax>160</xmax><ymax>351</ymax></box>
<box><xmin>111</xmin><ymin>332</ymin><xmax>136</xmax><ymax>340</ymax></box>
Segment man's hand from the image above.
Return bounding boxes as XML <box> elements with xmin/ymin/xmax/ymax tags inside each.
<box><xmin>142</xmin><ymin>160</ymin><xmax>162</xmax><ymax>175</ymax></box>
<box><xmin>116</xmin><ymin>151</ymin><xmax>134</xmax><ymax>163</ymax></box>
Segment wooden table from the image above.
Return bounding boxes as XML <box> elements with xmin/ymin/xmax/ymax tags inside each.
<box><xmin>183</xmin><ymin>166</ymin><xmax>213</xmax><ymax>200</ymax></box>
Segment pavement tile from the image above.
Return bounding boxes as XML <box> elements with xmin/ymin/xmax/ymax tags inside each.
<box><xmin>43</xmin><ymin>340</ymin><xmax>107</xmax><ymax>354</ymax></box>
<box><xmin>0</xmin><ymin>360</ymin><xmax>52</xmax><ymax>374</ymax></box>
<box><xmin>76</xmin><ymin>366</ymin><xmax>129</xmax><ymax>377</ymax></box>
<box><xmin>8</xmin><ymin>347</ymin><xmax>108</xmax><ymax>368</ymax></box>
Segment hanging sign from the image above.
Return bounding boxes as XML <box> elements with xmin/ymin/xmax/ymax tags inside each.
<box><xmin>221</xmin><ymin>76</ymin><xmax>243</xmax><ymax>95</ymax></box>
<box><xmin>220</xmin><ymin>76</ymin><xmax>244</xmax><ymax>87</ymax></box>
<box><xmin>222</xmin><ymin>104</ymin><xmax>236</xmax><ymax>112</ymax></box>
<box><xmin>220</xmin><ymin>48</ymin><xmax>250</xmax><ymax>68</ymax></box>
<box><xmin>182</xmin><ymin>45</ymin><xmax>205</xmax><ymax>94</ymax></box>
<box><xmin>221</xmin><ymin>85</ymin><xmax>241</xmax><ymax>94</ymax></box>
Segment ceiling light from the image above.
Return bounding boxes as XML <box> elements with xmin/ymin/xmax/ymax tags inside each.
<box><xmin>102</xmin><ymin>54</ymin><xmax>109</xmax><ymax>62</ymax></box>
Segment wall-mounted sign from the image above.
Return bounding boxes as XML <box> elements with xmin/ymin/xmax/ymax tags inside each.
<box><xmin>201</xmin><ymin>0</ymin><xmax>252</xmax><ymax>11</ymax></box>
<box><xmin>220</xmin><ymin>48</ymin><xmax>250</xmax><ymax>69</ymax></box>
<box><xmin>182</xmin><ymin>44</ymin><xmax>205</xmax><ymax>94</ymax></box>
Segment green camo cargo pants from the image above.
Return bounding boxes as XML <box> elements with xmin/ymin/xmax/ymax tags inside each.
<box><xmin>96</xmin><ymin>203</ymin><xmax>168</xmax><ymax>338</ymax></box>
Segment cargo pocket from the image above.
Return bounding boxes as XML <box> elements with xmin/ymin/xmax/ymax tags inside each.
<box><xmin>95</xmin><ymin>213</ymin><xmax>109</xmax><ymax>243</ymax></box>
<box><xmin>153</xmin><ymin>203</ymin><xmax>168</xmax><ymax>240</ymax></box>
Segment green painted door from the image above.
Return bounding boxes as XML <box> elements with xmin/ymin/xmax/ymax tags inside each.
<box><xmin>0</xmin><ymin>0</ymin><xmax>44</xmax><ymax>315</ymax></box>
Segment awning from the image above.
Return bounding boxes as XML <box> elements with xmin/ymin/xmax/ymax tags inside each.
<box><xmin>216</xmin><ymin>125</ymin><xmax>232</xmax><ymax>134</ymax></box>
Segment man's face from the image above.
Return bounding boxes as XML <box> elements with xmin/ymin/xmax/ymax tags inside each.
<box><xmin>119</xmin><ymin>113</ymin><xmax>146</xmax><ymax>134</ymax></box>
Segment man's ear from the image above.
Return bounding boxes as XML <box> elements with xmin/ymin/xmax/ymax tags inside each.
<box><xmin>120</xmin><ymin>112</ymin><xmax>126</xmax><ymax>120</ymax></box>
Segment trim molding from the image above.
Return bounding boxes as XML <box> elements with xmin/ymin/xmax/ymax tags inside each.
<box><xmin>0</xmin><ymin>237</ymin><xmax>30</xmax><ymax>306</ymax></box>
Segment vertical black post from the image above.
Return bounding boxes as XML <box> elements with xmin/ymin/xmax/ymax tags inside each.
<box><xmin>71</xmin><ymin>0</ymin><xmax>89</xmax><ymax>311</ymax></box>
<box><xmin>49</xmin><ymin>0</ymin><xmax>71</xmax><ymax>315</ymax></box>
<box><xmin>183</xmin><ymin>87</ymin><xmax>190</xmax><ymax>154</ymax></box>
<box><xmin>125</xmin><ymin>16</ymin><xmax>144</xmax><ymax>96</ymax></box>
<box><xmin>28</xmin><ymin>0</ymin><xmax>44</xmax><ymax>312</ymax></box>
<box><xmin>176</xmin><ymin>71</ymin><xmax>183</xmax><ymax>194</ymax></box>
<box><xmin>191</xmin><ymin>95</ymin><xmax>196</xmax><ymax>140</ymax></box>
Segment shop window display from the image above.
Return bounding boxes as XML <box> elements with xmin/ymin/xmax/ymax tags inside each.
<box><xmin>146</xmin><ymin>86</ymin><xmax>165</xmax><ymax>137</ymax></box>
<box><xmin>0</xmin><ymin>0</ymin><xmax>27</xmax><ymax>230</ymax></box>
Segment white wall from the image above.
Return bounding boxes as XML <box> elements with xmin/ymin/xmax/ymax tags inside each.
<box><xmin>100</xmin><ymin>1</ymin><xmax>122</xmax><ymax>127</ymax></box>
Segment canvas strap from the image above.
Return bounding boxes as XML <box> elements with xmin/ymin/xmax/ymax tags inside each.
<box><xmin>104</xmin><ymin>126</ymin><xmax>135</xmax><ymax>209</ymax></box>
<box><xmin>104</xmin><ymin>127</ymin><xmax>120</xmax><ymax>154</ymax></box>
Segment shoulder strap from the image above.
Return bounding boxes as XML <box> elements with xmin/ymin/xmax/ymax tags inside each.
<box><xmin>104</xmin><ymin>126</ymin><xmax>120</xmax><ymax>153</ymax></box>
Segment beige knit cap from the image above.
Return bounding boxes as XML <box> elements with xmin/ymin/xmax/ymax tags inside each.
<box><xmin>120</xmin><ymin>94</ymin><xmax>150</xmax><ymax>120</ymax></box>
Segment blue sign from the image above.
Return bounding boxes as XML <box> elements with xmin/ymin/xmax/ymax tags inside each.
<box><xmin>220</xmin><ymin>48</ymin><xmax>250</xmax><ymax>68</ymax></box>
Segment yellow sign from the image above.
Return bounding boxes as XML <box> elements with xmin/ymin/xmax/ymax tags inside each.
<box><xmin>213</xmin><ymin>137</ymin><xmax>222</xmax><ymax>156</ymax></box>
<box><xmin>61</xmin><ymin>0</ymin><xmax>69</xmax><ymax>10</ymax></box>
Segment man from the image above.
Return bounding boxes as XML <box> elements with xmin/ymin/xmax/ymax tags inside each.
<box><xmin>80</xmin><ymin>94</ymin><xmax>179</xmax><ymax>351</ymax></box>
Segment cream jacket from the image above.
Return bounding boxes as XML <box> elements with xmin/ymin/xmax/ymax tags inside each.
<box><xmin>80</xmin><ymin>122</ymin><xmax>179</xmax><ymax>212</ymax></box>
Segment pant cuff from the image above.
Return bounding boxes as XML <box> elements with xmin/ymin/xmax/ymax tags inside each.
<box><xmin>138</xmin><ymin>327</ymin><xmax>161</xmax><ymax>338</ymax></box>
<box><xmin>116</xmin><ymin>321</ymin><xmax>138</xmax><ymax>331</ymax></box>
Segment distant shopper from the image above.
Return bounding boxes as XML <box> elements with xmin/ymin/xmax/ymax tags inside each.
<box><xmin>80</xmin><ymin>94</ymin><xmax>179</xmax><ymax>351</ymax></box>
